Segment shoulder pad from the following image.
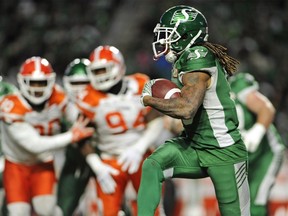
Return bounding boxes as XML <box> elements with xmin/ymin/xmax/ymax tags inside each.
<box><xmin>176</xmin><ymin>45</ymin><xmax>215</xmax><ymax>73</ymax></box>
<box><xmin>76</xmin><ymin>84</ymin><xmax>107</xmax><ymax>120</ymax></box>
<box><xmin>229</xmin><ymin>72</ymin><xmax>259</xmax><ymax>93</ymax></box>
<box><xmin>0</xmin><ymin>82</ymin><xmax>18</xmax><ymax>97</ymax></box>
<box><xmin>0</xmin><ymin>94</ymin><xmax>31</xmax><ymax>123</ymax></box>
<box><xmin>48</xmin><ymin>84</ymin><xmax>68</xmax><ymax>109</ymax></box>
<box><xmin>181</xmin><ymin>46</ymin><xmax>212</xmax><ymax>61</ymax></box>
<box><xmin>127</xmin><ymin>73</ymin><xmax>150</xmax><ymax>94</ymax></box>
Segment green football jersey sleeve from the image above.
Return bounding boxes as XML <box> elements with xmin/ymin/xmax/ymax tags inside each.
<box><xmin>229</xmin><ymin>72</ymin><xmax>259</xmax><ymax>104</ymax></box>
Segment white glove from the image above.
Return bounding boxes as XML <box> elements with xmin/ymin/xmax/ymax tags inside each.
<box><xmin>86</xmin><ymin>154</ymin><xmax>119</xmax><ymax>194</ymax></box>
<box><xmin>117</xmin><ymin>117</ymin><xmax>164</xmax><ymax>174</ymax></box>
<box><xmin>117</xmin><ymin>145</ymin><xmax>144</xmax><ymax>174</ymax></box>
<box><xmin>140</xmin><ymin>79</ymin><xmax>156</xmax><ymax>106</ymax></box>
<box><xmin>242</xmin><ymin>123</ymin><xmax>266</xmax><ymax>153</ymax></box>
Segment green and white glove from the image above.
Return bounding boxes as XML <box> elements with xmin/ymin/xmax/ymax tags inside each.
<box><xmin>140</xmin><ymin>79</ymin><xmax>156</xmax><ymax>106</ymax></box>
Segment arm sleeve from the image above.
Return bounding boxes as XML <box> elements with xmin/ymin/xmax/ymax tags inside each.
<box><xmin>231</xmin><ymin>73</ymin><xmax>259</xmax><ymax>104</ymax></box>
<box><xmin>134</xmin><ymin>117</ymin><xmax>164</xmax><ymax>154</ymax></box>
<box><xmin>7</xmin><ymin>122</ymin><xmax>73</xmax><ymax>154</ymax></box>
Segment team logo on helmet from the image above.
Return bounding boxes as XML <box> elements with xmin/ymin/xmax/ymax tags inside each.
<box><xmin>170</xmin><ymin>9</ymin><xmax>198</xmax><ymax>24</ymax></box>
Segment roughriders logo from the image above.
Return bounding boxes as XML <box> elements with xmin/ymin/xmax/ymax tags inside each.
<box><xmin>170</xmin><ymin>9</ymin><xmax>198</xmax><ymax>24</ymax></box>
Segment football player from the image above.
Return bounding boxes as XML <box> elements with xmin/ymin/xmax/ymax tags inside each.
<box><xmin>0</xmin><ymin>56</ymin><xmax>94</xmax><ymax>216</ymax></box>
<box><xmin>139</xmin><ymin>5</ymin><xmax>250</xmax><ymax>216</ymax></box>
<box><xmin>76</xmin><ymin>45</ymin><xmax>164</xmax><ymax>215</ymax></box>
<box><xmin>0</xmin><ymin>77</ymin><xmax>18</xmax><ymax>215</ymax></box>
<box><xmin>57</xmin><ymin>58</ymin><xmax>95</xmax><ymax>216</ymax></box>
<box><xmin>229</xmin><ymin>72</ymin><xmax>285</xmax><ymax>216</ymax></box>
<box><xmin>54</xmin><ymin>59</ymin><xmax>91</xmax><ymax>181</ymax></box>
<box><xmin>63</xmin><ymin>58</ymin><xmax>91</xmax><ymax>102</ymax></box>
<box><xmin>199</xmin><ymin>73</ymin><xmax>287</xmax><ymax>216</ymax></box>
<box><xmin>0</xmin><ymin>77</ymin><xmax>18</xmax><ymax>173</ymax></box>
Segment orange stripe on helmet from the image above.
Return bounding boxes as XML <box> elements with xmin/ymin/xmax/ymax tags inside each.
<box><xmin>19</xmin><ymin>56</ymin><xmax>54</xmax><ymax>75</ymax></box>
<box><xmin>89</xmin><ymin>46</ymin><xmax>120</xmax><ymax>64</ymax></box>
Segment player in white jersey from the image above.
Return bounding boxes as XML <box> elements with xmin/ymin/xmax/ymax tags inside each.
<box><xmin>0</xmin><ymin>78</ymin><xmax>19</xmax><ymax>215</ymax></box>
<box><xmin>0</xmin><ymin>56</ymin><xmax>94</xmax><ymax>216</ymax></box>
<box><xmin>76</xmin><ymin>45</ymin><xmax>164</xmax><ymax>216</ymax></box>
<box><xmin>0</xmin><ymin>78</ymin><xmax>18</xmax><ymax>184</ymax></box>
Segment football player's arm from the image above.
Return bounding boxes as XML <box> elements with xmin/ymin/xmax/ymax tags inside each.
<box><xmin>142</xmin><ymin>71</ymin><xmax>210</xmax><ymax>120</ymax></box>
<box><xmin>63</xmin><ymin>102</ymin><xmax>80</xmax><ymax>128</ymax></box>
<box><xmin>246</xmin><ymin>90</ymin><xmax>275</xmax><ymax>129</ymax></box>
<box><xmin>118</xmin><ymin>111</ymin><xmax>165</xmax><ymax>174</ymax></box>
<box><xmin>7</xmin><ymin>122</ymin><xmax>73</xmax><ymax>153</ymax></box>
<box><xmin>241</xmin><ymin>90</ymin><xmax>275</xmax><ymax>152</ymax></box>
<box><xmin>80</xmin><ymin>138</ymin><xmax>119</xmax><ymax>194</ymax></box>
<box><xmin>163</xmin><ymin>115</ymin><xmax>184</xmax><ymax>135</ymax></box>
<box><xmin>6</xmin><ymin>117</ymin><xmax>94</xmax><ymax>154</ymax></box>
<box><xmin>133</xmin><ymin>114</ymin><xmax>164</xmax><ymax>147</ymax></box>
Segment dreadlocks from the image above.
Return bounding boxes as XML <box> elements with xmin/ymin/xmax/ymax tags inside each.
<box><xmin>201</xmin><ymin>42</ymin><xmax>240</xmax><ymax>76</ymax></box>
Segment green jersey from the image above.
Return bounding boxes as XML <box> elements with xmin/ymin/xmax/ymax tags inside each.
<box><xmin>0</xmin><ymin>81</ymin><xmax>18</xmax><ymax>98</ymax></box>
<box><xmin>229</xmin><ymin>72</ymin><xmax>285</xmax><ymax>160</ymax></box>
<box><xmin>171</xmin><ymin>46</ymin><xmax>246</xmax><ymax>166</ymax></box>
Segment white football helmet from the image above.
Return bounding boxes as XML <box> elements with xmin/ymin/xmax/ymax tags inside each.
<box><xmin>17</xmin><ymin>56</ymin><xmax>56</xmax><ymax>105</ymax></box>
<box><xmin>87</xmin><ymin>45</ymin><xmax>126</xmax><ymax>91</ymax></box>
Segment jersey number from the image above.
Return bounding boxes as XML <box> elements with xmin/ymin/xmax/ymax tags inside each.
<box><xmin>105</xmin><ymin>110</ymin><xmax>145</xmax><ymax>134</ymax></box>
<box><xmin>34</xmin><ymin>119</ymin><xmax>61</xmax><ymax>136</ymax></box>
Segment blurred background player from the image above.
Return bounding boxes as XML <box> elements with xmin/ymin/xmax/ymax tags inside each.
<box><xmin>63</xmin><ymin>58</ymin><xmax>91</xmax><ymax>102</ymax></box>
<box><xmin>0</xmin><ymin>77</ymin><xmax>18</xmax><ymax>215</ymax></box>
<box><xmin>229</xmin><ymin>72</ymin><xmax>286</xmax><ymax>216</ymax></box>
<box><xmin>76</xmin><ymin>45</ymin><xmax>165</xmax><ymax>215</ymax></box>
<box><xmin>0</xmin><ymin>56</ymin><xmax>94</xmax><ymax>216</ymax></box>
<box><xmin>57</xmin><ymin>58</ymin><xmax>95</xmax><ymax>216</ymax></box>
<box><xmin>0</xmin><ymin>76</ymin><xmax>18</xmax><ymax>186</ymax></box>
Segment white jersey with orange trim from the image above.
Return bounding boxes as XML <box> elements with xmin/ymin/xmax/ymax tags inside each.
<box><xmin>0</xmin><ymin>84</ymin><xmax>74</xmax><ymax>164</ymax></box>
<box><xmin>77</xmin><ymin>73</ymin><xmax>150</xmax><ymax>156</ymax></box>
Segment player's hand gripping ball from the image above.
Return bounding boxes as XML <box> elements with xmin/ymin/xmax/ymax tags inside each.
<box><xmin>151</xmin><ymin>79</ymin><xmax>181</xmax><ymax>99</ymax></box>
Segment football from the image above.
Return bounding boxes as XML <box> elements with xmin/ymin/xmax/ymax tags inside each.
<box><xmin>151</xmin><ymin>79</ymin><xmax>181</xmax><ymax>99</ymax></box>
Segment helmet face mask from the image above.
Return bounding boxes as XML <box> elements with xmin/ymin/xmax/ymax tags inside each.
<box><xmin>26</xmin><ymin>80</ymin><xmax>48</xmax><ymax>98</ymax></box>
<box><xmin>152</xmin><ymin>5</ymin><xmax>209</xmax><ymax>60</ymax></box>
<box><xmin>18</xmin><ymin>57</ymin><xmax>55</xmax><ymax>105</ymax></box>
<box><xmin>152</xmin><ymin>23</ymin><xmax>181</xmax><ymax>59</ymax></box>
<box><xmin>63</xmin><ymin>78</ymin><xmax>90</xmax><ymax>95</ymax></box>
<box><xmin>63</xmin><ymin>58</ymin><xmax>90</xmax><ymax>97</ymax></box>
<box><xmin>88</xmin><ymin>46</ymin><xmax>125</xmax><ymax>91</ymax></box>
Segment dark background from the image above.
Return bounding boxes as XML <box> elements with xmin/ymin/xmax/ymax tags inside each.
<box><xmin>1</xmin><ymin>0</ymin><xmax>287</xmax><ymax>142</ymax></box>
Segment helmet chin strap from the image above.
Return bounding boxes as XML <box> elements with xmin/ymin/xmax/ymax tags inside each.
<box><xmin>179</xmin><ymin>30</ymin><xmax>203</xmax><ymax>55</ymax></box>
<box><xmin>165</xmin><ymin>51</ymin><xmax>178</xmax><ymax>63</ymax></box>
